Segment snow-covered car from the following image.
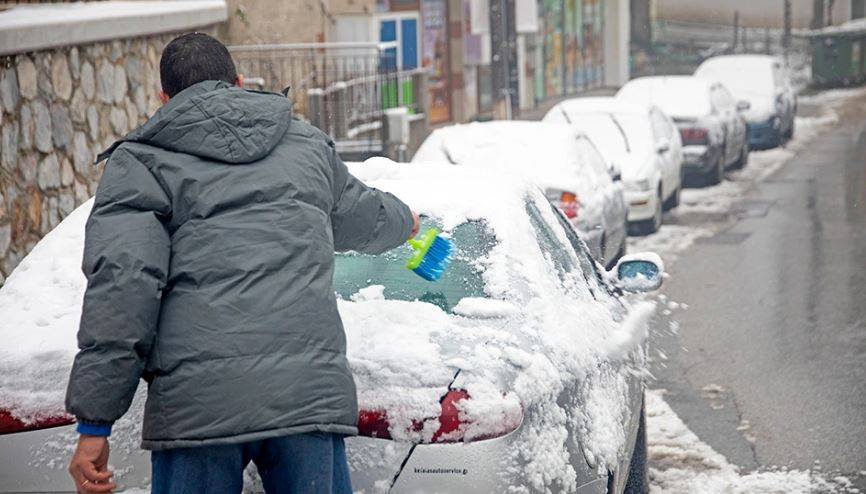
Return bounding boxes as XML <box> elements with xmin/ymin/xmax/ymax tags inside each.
<box><xmin>543</xmin><ymin>97</ymin><xmax>684</xmax><ymax>234</ymax></box>
<box><xmin>695</xmin><ymin>54</ymin><xmax>797</xmax><ymax>150</ymax></box>
<box><xmin>412</xmin><ymin>121</ymin><xmax>628</xmax><ymax>268</ymax></box>
<box><xmin>0</xmin><ymin>159</ymin><xmax>663</xmax><ymax>493</ymax></box>
<box><xmin>617</xmin><ymin>76</ymin><xmax>750</xmax><ymax>186</ymax></box>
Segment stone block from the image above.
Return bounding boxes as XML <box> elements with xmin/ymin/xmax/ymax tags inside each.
<box><xmin>113</xmin><ymin>65</ymin><xmax>127</xmax><ymax>103</ymax></box>
<box><xmin>96</xmin><ymin>60</ymin><xmax>114</xmax><ymax>104</ymax></box>
<box><xmin>51</xmin><ymin>55</ymin><xmax>72</xmax><ymax>101</ymax></box>
<box><xmin>1</xmin><ymin>121</ymin><xmax>19</xmax><ymax>171</ymax></box>
<box><xmin>72</xmin><ymin>132</ymin><xmax>91</xmax><ymax>176</ymax></box>
<box><xmin>70</xmin><ymin>88</ymin><xmax>87</xmax><ymax>123</ymax></box>
<box><xmin>110</xmin><ymin>106</ymin><xmax>128</xmax><ymax>135</ymax></box>
<box><xmin>38</xmin><ymin>153</ymin><xmax>61</xmax><ymax>189</ymax></box>
<box><xmin>19</xmin><ymin>154</ymin><xmax>37</xmax><ymax>187</ymax></box>
<box><xmin>60</xmin><ymin>157</ymin><xmax>74</xmax><ymax>186</ymax></box>
<box><xmin>19</xmin><ymin>104</ymin><xmax>33</xmax><ymax>151</ymax></box>
<box><xmin>51</xmin><ymin>103</ymin><xmax>73</xmax><ymax>150</ymax></box>
<box><xmin>17</xmin><ymin>57</ymin><xmax>37</xmax><ymax>100</ymax></box>
<box><xmin>69</xmin><ymin>47</ymin><xmax>81</xmax><ymax>81</ymax></box>
<box><xmin>33</xmin><ymin>100</ymin><xmax>53</xmax><ymax>153</ymax></box>
<box><xmin>87</xmin><ymin>105</ymin><xmax>99</xmax><ymax>141</ymax></box>
<box><xmin>0</xmin><ymin>68</ymin><xmax>19</xmax><ymax>114</ymax></box>
<box><xmin>80</xmin><ymin>61</ymin><xmax>95</xmax><ymax>100</ymax></box>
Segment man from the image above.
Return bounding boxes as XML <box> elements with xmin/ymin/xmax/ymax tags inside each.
<box><xmin>65</xmin><ymin>33</ymin><xmax>418</xmax><ymax>493</ymax></box>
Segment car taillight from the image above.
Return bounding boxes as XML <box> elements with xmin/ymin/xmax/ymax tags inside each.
<box><xmin>559</xmin><ymin>191</ymin><xmax>581</xmax><ymax>220</ymax></box>
<box><xmin>0</xmin><ymin>409</ymin><xmax>75</xmax><ymax>435</ymax></box>
<box><xmin>679</xmin><ymin>127</ymin><xmax>709</xmax><ymax>145</ymax></box>
<box><xmin>357</xmin><ymin>389</ymin><xmax>522</xmax><ymax>443</ymax></box>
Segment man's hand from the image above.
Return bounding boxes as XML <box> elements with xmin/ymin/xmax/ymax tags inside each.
<box><xmin>69</xmin><ymin>435</ymin><xmax>115</xmax><ymax>493</ymax></box>
<box><xmin>410</xmin><ymin>211</ymin><xmax>420</xmax><ymax>239</ymax></box>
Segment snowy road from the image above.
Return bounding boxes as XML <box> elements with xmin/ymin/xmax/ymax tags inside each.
<box><xmin>634</xmin><ymin>88</ymin><xmax>866</xmax><ymax>493</ymax></box>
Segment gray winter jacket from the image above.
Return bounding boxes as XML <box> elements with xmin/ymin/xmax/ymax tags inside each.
<box><xmin>64</xmin><ymin>80</ymin><xmax>414</xmax><ymax>450</ymax></box>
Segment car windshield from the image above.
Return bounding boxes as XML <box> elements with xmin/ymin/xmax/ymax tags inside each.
<box><xmin>334</xmin><ymin>220</ymin><xmax>495</xmax><ymax>312</ymax></box>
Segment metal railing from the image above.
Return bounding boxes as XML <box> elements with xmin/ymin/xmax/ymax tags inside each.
<box><xmin>228</xmin><ymin>42</ymin><xmax>427</xmax><ymax>159</ymax></box>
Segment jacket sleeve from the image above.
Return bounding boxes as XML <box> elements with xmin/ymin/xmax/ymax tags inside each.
<box><xmin>65</xmin><ymin>147</ymin><xmax>172</xmax><ymax>434</ymax></box>
<box><xmin>329</xmin><ymin>145</ymin><xmax>414</xmax><ymax>254</ymax></box>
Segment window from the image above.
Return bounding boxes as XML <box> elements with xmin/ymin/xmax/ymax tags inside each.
<box><xmin>649</xmin><ymin>108</ymin><xmax>672</xmax><ymax>140</ymax></box>
<box><xmin>333</xmin><ymin>219</ymin><xmax>494</xmax><ymax>312</ymax></box>
<box><xmin>524</xmin><ymin>200</ymin><xmax>576</xmax><ymax>279</ymax></box>
<box><xmin>575</xmin><ymin>136</ymin><xmax>611</xmax><ymax>179</ymax></box>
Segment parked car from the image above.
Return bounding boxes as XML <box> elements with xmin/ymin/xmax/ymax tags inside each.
<box><xmin>617</xmin><ymin>76</ymin><xmax>750</xmax><ymax>186</ymax></box>
<box><xmin>0</xmin><ymin>160</ymin><xmax>663</xmax><ymax>493</ymax></box>
<box><xmin>412</xmin><ymin>121</ymin><xmax>628</xmax><ymax>267</ymax></box>
<box><xmin>695</xmin><ymin>54</ymin><xmax>797</xmax><ymax>150</ymax></box>
<box><xmin>543</xmin><ymin>97</ymin><xmax>684</xmax><ymax>234</ymax></box>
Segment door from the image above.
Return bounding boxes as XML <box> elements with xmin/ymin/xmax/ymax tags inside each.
<box><xmin>649</xmin><ymin>108</ymin><xmax>679</xmax><ymax>198</ymax></box>
<box><xmin>377</xmin><ymin>14</ymin><xmax>420</xmax><ymax>108</ymax></box>
<box><xmin>710</xmin><ymin>84</ymin><xmax>741</xmax><ymax>165</ymax></box>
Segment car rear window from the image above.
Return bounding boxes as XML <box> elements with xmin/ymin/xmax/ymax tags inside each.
<box><xmin>334</xmin><ymin>220</ymin><xmax>494</xmax><ymax>312</ymax></box>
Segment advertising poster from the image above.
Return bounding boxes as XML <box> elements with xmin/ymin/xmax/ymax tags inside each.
<box><xmin>421</xmin><ymin>0</ymin><xmax>451</xmax><ymax>123</ymax></box>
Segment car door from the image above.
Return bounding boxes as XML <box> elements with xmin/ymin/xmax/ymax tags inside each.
<box><xmin>710</xmin><ymin>84</ymin><xmax>735</xmax><ymax>165</ymax></box>
<box><xmin>542</xmin><ymin>200</ymin><xmax>645</xmax><ymax>491</ymax></box>
<box><xmin>648</xmin><ymin>108</ymin><xmax>677</xmax><ymax>198</ymax></box>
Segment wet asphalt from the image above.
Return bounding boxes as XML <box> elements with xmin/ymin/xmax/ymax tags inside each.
<box><xmin>650</xmin><ymin>105</ymin><xmax>866</xmax><ymax>487</ymax></box>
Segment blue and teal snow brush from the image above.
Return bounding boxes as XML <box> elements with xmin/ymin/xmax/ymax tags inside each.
<box><xmin>406</xmin><ymin>228</ymin><xmax>453</xmax><ymax>281</ymax></box>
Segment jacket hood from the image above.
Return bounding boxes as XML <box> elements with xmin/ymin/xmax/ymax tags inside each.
<box><xmin>98</xmin><ymin>80</ymin><xmax>293</xmax><ymax>164</ymax></box>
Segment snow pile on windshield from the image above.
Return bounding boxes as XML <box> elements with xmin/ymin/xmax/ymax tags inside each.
<box><xmin>646</xmin><ymin>390</ymin><xmax>854</xmax><ymax>493</ymax></box>
<box><xmin>618</xmin><ymin>76</ymin><xmax>713</xmax><ymax>119</ymax></box>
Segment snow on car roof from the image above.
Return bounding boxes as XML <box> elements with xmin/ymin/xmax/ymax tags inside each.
<box><xmin>617</xmin><ymin>75</ymin><xmax>714</xmax><ymax>119</ymax></box>
<box><xmin>696</xmin><ymin>55</ymin><xmax>778</xmax><ymax>96</ymax></box>
<box><xmin>411</xmin><ymin>121</ymin><xmax>598</xmax><ymax>192</ymax></box>
<box><xmin>548</xmin><ymin>96</ymin><xmax>651</xmax><ymax>118</ymax></box>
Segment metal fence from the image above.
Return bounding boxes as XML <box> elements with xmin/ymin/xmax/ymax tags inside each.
<box><xmin>228</xmin><ymin>42</ymin><xmax>426</xmax><ymax>159</ymax></box>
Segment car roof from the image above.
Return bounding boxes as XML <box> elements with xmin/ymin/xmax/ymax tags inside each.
<box><xmin>550</xmin><ymin>97</ymin><xmax>653</xmax><ymax>117</ymax></box>
<box><xmin>698</xmin><ymin>54</ymin><xmax>779</xmax><ymax>68</ymax></box>
<box><xmin>411</xmin><ymin>121</ymin><xmax>607</xmax><ymax>195</ymax></box>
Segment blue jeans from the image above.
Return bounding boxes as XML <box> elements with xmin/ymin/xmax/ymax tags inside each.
<box><xmin>151</xmin><ymin>432</ymin><xmax>352</xmax><ymax>494</ymax></box>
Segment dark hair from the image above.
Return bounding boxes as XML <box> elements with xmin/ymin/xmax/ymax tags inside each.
<box><xmin>159</xmin><ymin>32</ymin><xmax>238</xmax><ymax>97</ymax></box>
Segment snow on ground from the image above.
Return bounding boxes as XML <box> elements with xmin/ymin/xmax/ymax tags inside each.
<box><xmin>646</xmin><ymin>390</ymin><xmax>860</xmax><ymax>494</ymax></box>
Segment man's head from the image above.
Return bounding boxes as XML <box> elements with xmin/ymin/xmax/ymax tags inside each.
<box><xmin>159</xmin><ymin>32</ymin><xmax>241</xmax><ymax>102</ymax></box>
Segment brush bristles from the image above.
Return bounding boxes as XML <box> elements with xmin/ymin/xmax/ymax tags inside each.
<box><xmin>412</xmin><ymin>236</ymin><xmax>454</xmax><ymax>281</ymax></box>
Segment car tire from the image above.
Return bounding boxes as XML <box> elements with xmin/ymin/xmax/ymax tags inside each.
<box><xmin>732</xmin><ymin>141</ymin><xmax>749</xmax><ymax>170</ymax></box>
<box><xmin>663</xmin><ymin>183</ymin><xmax>680</xmax><ymax>211</ymax></box>
<box><xmin>705</xmin><ymin>151</ymin><xmax>724</xmax><ymax>186</ymax></box>
<box><xmin>641</xmin><ymin>189</ymin><xmax>663</xmax><ymax>235</ymax></box>
<box><xmin>784</xmin><ymin>120</ymin><xmax>794</xmax><ymax>141</ymax></box>
<box><xmin>623</xmin><ymin>397</ymin><xmax>649</xmax><ymax>494</ymax></box>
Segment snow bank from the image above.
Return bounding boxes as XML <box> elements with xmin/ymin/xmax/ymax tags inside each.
<box><xmin>646</xmin><ymin>390</ymin><xmax>854</xmax><ymax>493</ymax></box>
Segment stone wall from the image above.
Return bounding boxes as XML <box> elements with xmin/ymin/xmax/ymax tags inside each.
<box><xmin>0</xmin><ymin>32</ymin><xmax>186</xmax><ymax>283</ymax></box>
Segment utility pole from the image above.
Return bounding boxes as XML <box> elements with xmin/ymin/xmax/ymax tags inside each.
<box><xmin>733</xmin><ymin>11</ymin><xmax>740</xmax><ymax>52</ymax></box>
<box><xmin>783</xmin><ymin>0</ymin><xmax>792</xmax><ymax>64</ymax></box>
<box><xmin>811</xmin><ymin>0</ymin><xmax>825</xmax><ymax>29</ymax></box>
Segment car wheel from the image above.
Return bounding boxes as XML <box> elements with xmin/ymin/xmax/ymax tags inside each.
<box><xmin>623</xmin><ymin>398</ymin><xmax>649</xmax><ymax>494</ymax></box>
<box><xmin>663</xmin><ymin>182</ymin><xmax>680</xmax><ymax>210</ymax></box>
<box><xmin>706</xmin><ymin>151</ymin><xmax>724</xmax><ymax>186</ymax></box>
<box><xmin>733</xmin><ymin>141</ymin><xmax>749</xmax><ymax>170</ymax></box>
<box><xmin>784</xmin><ymin>120</ymin><xmax>794</xmax><ymax>140</ymax></box>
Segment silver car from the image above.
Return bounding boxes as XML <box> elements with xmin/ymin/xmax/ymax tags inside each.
<box><xmin>0</xmin><ymin>161</ymin><xmax>661</xmax><ymax>493</ymax></box>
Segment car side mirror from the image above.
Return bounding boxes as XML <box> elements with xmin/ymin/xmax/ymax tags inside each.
<box><xmin>656</xmin><ymin>139</ymin><xmax>670</xmax><ymax>154</ymax></box>
<box><xmin>612</xmin><ymin>253</ymin><xmax>664</xmax><ymax>292</ymax></box>
<box><xmin>736</xmin><ymin>100</ymin><xmax>751</xmax><ymax>112</ymax></box>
